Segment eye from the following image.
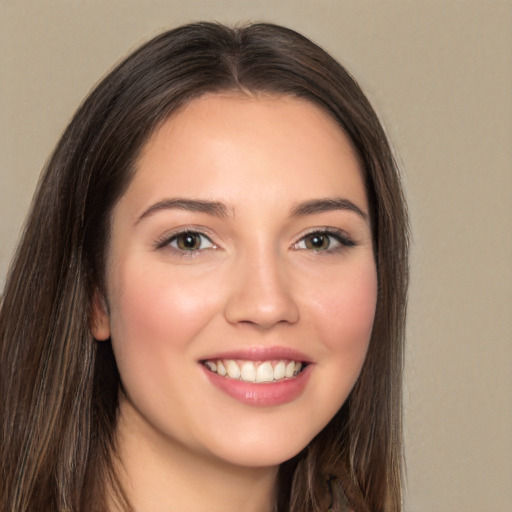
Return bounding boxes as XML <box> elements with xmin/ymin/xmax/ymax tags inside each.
<box><xmin>167</xmin><ymin>231</ymin><xmax>216</xmax><ymax>251</ymax></box>
<box><xmin>294</xmin><ymin>229</ymin><xmax>355</xmax><ymax>252</ymax></box>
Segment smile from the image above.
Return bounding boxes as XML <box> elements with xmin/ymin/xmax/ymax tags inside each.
<box><xmin>203</xmin><ymin>359</ymin><xmax>304</xmax><ymax>383</ymax></box>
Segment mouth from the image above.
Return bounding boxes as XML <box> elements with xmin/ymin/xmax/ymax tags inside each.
<box><xmin>200</xmin><ymin>349</ymin><xmax>312</xmax><ymax>406</ymax></box>
<box><xmin>201</xmin><ymin>359</ymin><xmax>306</xmax><ymax>383</ymax></box>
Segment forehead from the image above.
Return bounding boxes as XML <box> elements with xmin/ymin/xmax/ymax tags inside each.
<box><xmin>126</xmin><ymin>92</ymin><xmax>366</xmax><ymax>214</ymax></box>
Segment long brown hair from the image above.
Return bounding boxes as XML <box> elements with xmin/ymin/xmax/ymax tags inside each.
<box><xmin>0</xmin><ymin>22</ymin><xmax>408</xmax><ymax>512</ymax></box>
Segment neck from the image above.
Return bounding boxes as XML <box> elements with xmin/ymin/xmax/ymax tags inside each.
<box><xmin>111</xmin><ymin>398</ymin><xmax>278</xmax><ymax>512</ymax></box>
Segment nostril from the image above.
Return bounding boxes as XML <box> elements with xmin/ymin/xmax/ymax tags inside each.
<box><xmin>224</xmin><ymin>291</ymin><xmax>300</xmax><ymax>328</ymax></box>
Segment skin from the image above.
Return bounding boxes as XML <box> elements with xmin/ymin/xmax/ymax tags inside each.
<box><xmin>92</xmin><ymin>93</ymin><xmax>377</xmax><ymax>512</ymax></box>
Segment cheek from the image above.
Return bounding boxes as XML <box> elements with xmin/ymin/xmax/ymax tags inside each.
<box><xmin>109</xmin><ymin>261</ymin><xmax>219</xmax><ymax>346</ymax></box>
<box><xmin>287</xmin><ymin>259</ymin><xmax>377</xmax><ymax>435</ymax></box>
<box><xmin>106</xmin><ymin>260</ymin><xmax>227</xmax><ymax>428</ymax></box>
<box><xmin>106</xmin><ymin>261</ymin><xmax>225</xmax><ymax>391</ymax></box>
<box><xmin>309</xmin><ymin>261</ymin><xmax>378</xmax><ymax>362</ymax></box>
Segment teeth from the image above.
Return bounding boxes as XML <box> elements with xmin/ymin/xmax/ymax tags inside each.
<box><xmin>274</xmin><ymin>361</ymin><xmax>286</xmax><ymax>380</ymax></box>
<box><xmin>204</xmin><ymin>359</ymin><xmax>305</xmax><ymax>383</ymax></box>
<box><xmin>225</xmin><ymin>360</ymin><xmax>241</xmax><ymax>379</ymax></box>
<box><xmin>205</xmin><ymin>361</ymin><xmax>217</xmax><ymax>372</ymax></box>
<box><xmin>217</xmin><ymin>360</ymin><xmax>227</xmax><ymax>376</ymax></box>
<box><xmin>256</xmin><ymin>361</ymin><xmax>274</xmax><ymax>382</ymax></box>
<box><xmin>240</xmin><ymin>361</ymin><xmax>256</xmax><ymax>382</ymax></box>
<box><xmin>285</xmin><ymin>361</ymin><xmax>295</xmax><ymax>378</ymax></box>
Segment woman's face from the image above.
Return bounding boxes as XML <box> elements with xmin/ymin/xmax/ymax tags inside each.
<box><xmin>92</xmin><ymin>93</ymin><xmax>377</xmax><ymax>469</ymax></box>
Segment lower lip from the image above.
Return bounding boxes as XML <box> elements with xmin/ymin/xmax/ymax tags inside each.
<box><xmin>202</xmin><ymin>364</ymin><xmax>312</xmax><ymax>407</ymax></box>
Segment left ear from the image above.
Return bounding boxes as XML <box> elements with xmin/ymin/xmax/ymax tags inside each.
<box><xmin>89</xmin><ymin>290</ymin><xmax>111</xmax><ymax>341</ymax></box>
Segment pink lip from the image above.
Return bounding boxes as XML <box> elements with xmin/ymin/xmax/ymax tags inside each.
<box><xmin>202</xmin><ymin>363</ymin><xmax>312</xmax><ymax>407</ymax></box>
<box><xmin>200</xmin><ymin>345</ymin><xmax>311</xmax><ymax>363</ymax></box>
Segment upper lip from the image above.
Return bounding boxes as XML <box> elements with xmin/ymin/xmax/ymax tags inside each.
<box><xmin>200</xmin><ymin>345</ymin><xmax>312</xmax><ymax>363</ymax></box>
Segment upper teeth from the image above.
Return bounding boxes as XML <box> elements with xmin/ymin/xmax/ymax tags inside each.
<box><xmin>204</xmin><ymin>359</ymin><xmax>303</xmax><ymax>383</ymax></box>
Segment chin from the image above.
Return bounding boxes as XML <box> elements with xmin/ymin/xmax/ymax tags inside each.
<box><xmin>200</xmin><ymin>418</ymin><xmax>327</xmax><ymax>469</ymax></box>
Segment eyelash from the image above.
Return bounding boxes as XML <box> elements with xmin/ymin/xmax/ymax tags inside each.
<box><xmin>292</xmin><ymin>228</ymin><xmax>355</xmax><ymax>253</ymax></box>
<box><xmin>155</xmin><ymin>227</ymin><xmax>355</xmax><ymax>256</ymax></box>
<box><xmin>155</xmin><ymin>230</ymin><xmax>216</xmax><ymax>255</ymax></box>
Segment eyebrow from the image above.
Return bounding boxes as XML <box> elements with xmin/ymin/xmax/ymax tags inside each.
<box><xmin>136</xmin><ymin>198</ymin><xmax>232</xmax><ymax>224</ymax></box>
<box><xmin>290</xmin><ymin>198</ymin><xmax>368</xmax><ymax>221</ymax></box>
<box><xmin>136</xmin><ymin>196</ymin><xmax>368</xmax><ymax>225</ymax></box>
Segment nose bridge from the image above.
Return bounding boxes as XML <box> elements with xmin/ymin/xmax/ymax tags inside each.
<box><xmin>224</xmin><ymin>241</ymin><xmax>300</xmax><ymax>328</ymax></box>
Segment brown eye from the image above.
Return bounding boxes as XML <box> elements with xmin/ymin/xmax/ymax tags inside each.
<box><xmin>169</xmin><ymin>232</ymin><xmax>215</xmax><ymax>251</ymax></box>
<box><xmin>304</xmin><ymin>233</ymin><xmax>331</xmax><ymax>250</ymax></box>
<box><xmin>294</xmin><ymin>230</ymin><xmax>355</xmax><ymax>252</ymax></box>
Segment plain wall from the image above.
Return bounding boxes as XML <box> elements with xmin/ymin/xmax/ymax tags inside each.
<box><xmin>1</xmin><ymin>2</ymin><xmax>511</xmax><ymax>511</ymax></box>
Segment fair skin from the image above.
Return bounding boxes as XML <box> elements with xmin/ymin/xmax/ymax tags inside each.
<box><xmin>92</xmin><ymin>93</ymin><xmax>377</xmax><ymax>512</ymax></box>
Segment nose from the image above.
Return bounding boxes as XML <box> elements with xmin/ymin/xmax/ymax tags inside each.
<box><xmin>224</xmin><ymin>250</ymin><xmax>300</xmax><ymax>329</ymax></box>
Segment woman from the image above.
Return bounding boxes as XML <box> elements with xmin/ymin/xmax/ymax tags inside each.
<box><xmin>0</xmin><ymin>22</ymin><xmax>408</xmax><ymax>512</ymax></box>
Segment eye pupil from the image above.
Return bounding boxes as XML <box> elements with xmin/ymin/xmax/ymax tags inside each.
<box><xmin>177</xmin><ymin>233</ymin><xmax>200</xmax><ymax>250</ymax></box>
<box><xmin>306</xmin><ymin>234</ymin><xmax>329</xmax><ymax>250</ymax></box>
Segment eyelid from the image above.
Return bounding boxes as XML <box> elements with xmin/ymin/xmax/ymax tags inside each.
<box><xmin>154</xmin><ymin>226</ymin><xmax>218</xmax><ymax>251</ymax></box>
<box><xmin>171</xmin><ymin>232</ymin><xmax>215</xmax><ymax>251</ymax></box>
<box><xmin>154</xmin><ymin>225</ymin><xmax>355</xmax><ymax>255</ymax></box>
<box><xmin>292</xmin><ymin>227</ymin><xmax>355</xmax><ymax>251</ymax></box>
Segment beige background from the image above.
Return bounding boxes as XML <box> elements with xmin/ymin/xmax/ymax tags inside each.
<box><xmin>1</xmin><ymin>1</ymin><xmax>511</xmax><ymax>511</ymax></box>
